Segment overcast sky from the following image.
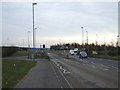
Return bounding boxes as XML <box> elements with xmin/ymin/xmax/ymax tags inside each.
<box><xmin>2</xmin><ymin>2</ymin><xmax>118</xmax><ymax>48</ymax></box>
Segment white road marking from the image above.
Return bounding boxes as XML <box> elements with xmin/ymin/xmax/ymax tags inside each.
<box><xmin>111</xmin><ymin>66</ymin><xmax>118</xmax><ymax>70</ymax></box>
<box><xmin>103</xmin><ymin>68</ymin><xmax>109</xmax><ymax>71</ymax></box>
<box><xmin>58</xmin><ymin>79</ymin><xmax>60</xmax><ymax>82</ymax></box>
<box><xmin>58</xmin><ymin>69</ymin><xmax>73</xmax><ymax>88</ymax></box>
<box><xmin>92</xmin><ymin>65</ymin><xmax>96</xmax><ymax>69</ymax></box>
<box><xmin>91</xmin><ymin>62</ymin><xmax>95</xmax><ymax>64</ymax></box>
<box><xmin>56</xmin><ymin>75</ymin><xmax>59</xmax><ymax>78</ymax></box>
<box><xmin>75</xmin><ymin>62</ymin><xmax>78</xmax><ymax>64</ymax></box>
<box><xmin>100</xmin><ymin>64</ymin><xmax>109</xmax><ymax>68</ymax></box>
<box><xmin>47</xmin><ymin>53</ymin><xmax>50</xmax><ymax>55</ymax></box>
<box><xmin>57</xmin><ymin>64</ymin><xmax>59</xmax><ymax>67</ymax></box>
<box><xmin>60</xmin><ymin>66</ymin><xmax>62</xmax><ymax>69</ymax></box>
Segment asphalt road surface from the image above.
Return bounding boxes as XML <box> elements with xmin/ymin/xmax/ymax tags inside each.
<box><xmin>16</xmin><ymin>59</ymin><xmax>71</xmax><ymax>88</ymax></box>
<box><xmin>48</xmin><ymin>52</ymin><xmax>119</xmax><ymax>88</ymax></box>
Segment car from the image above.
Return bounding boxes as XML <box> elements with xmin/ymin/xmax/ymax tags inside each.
<box><xmin>69</xmin><ymin>50</ymin><xmax>75</xmax><ymax>55</ymax></box>
<box><xmin>79</xmin><ymin>51</ymin><xmax>88</xmax><ymax>58</ymax></box>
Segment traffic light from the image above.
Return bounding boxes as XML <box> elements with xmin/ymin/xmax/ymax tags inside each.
<box><xmin>43</xmin><ymin>44</ymin><xmax>45</xmax><ymax>48</ymax></box>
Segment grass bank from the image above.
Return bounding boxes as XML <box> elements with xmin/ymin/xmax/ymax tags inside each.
<box><xmin>90</xmin><ymin>55</ymin><xmax>119</xmax><ymax>61</ymax></box>
<box><xmin>10</xmin><ymin>51</ymin><xmax>28</xmax><ymax>57</ymax></box>
<box><xmin>2</xmin><ymin>59</ymin><xmax>36</xmax><ymax>88</ymax></box>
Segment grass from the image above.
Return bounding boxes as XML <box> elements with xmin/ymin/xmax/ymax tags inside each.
<box><xmin>2</xmin><ymin>59</ymin><xmax>36</xmax><ymax>88</ymax></box>
<box><xmin>10</xmin><ymin>51</ymin><xmax>28</xmax><ymax>57</ymax></box>
<box><xmin>91</xmin><ymin>55</ymin><xmax>119</xmax><ymax>61</ymax></box>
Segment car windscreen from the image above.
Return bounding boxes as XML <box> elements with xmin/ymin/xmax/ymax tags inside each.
<box><xmin>80</xmin><ymin>52</ymin><xmax>87</xmax><ymax>56</ymax></box>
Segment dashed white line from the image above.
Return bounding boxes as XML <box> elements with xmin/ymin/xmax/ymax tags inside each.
<box><xmin>92</xmin><ymin>65</ymin><xmax>96</xmax><ymax>69</ymax></box>
<box><xmin>56</xmin><ymin>75</ymin><xmax>59</xmax><ymax>78</ymax></box>
<box><xmin>111</xmin><ymin>66</ymin><xmax>118</xmax><ymax>70</ymax></box>
<box><xmin>103</xmin><ymin>68</ymin><xmax>109</xmax><ymax>71</ymax></box>
<box><xmin>75</xmin><ymin>62</ymin><xmax>78</xmax><ymax>64</ymax></box>
<box><xmin>58</xmin><ymin>69</ymin><xmax>73</xmax><ymax>88</ymax></box>
<box><xmin>58</xmin><ymin>79</ymin><xmax>60</xmax><ymax>82</ymax></box>
<box><xmin>100</xmin><ymin>64</ymin><xmax>109</xmax><ymax>68</ymax></box>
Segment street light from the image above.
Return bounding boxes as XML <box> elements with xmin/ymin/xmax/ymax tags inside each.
<box><xmin>32</xmin><ymin>3</ymin><xmax>37</xmax><ymax>48</ymax></box>
<box><xmin>81</xmin><ymin>27</ymin><xmax>84</xmax><ymax>48</ymax></box>
<box><xmin>28</xmin><ymin>31</ymin><xmax>30</xmax><ymax>48</ymax></box>
<box><xmin>86</xmin><ymin>31</ymin><xmax>88</xmax><ymax>45</ymax></box>
<box><xmin>96</xmin><ymin>34</ymin><xmax>98</xmax><ymax>46</ymax></box>
<box><xmin>34</xmin><ymin>28</ymin><xmax>37</xmax><ymax>48</ymax></box>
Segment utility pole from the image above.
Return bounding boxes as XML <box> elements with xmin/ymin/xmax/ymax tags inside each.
<box><xmin>32</xmin><ymin>3</ymin><xmax>37</xmax><ymax>48</ymax></box>
<box><xmin>81</xmin><ymin>27</ymin><xmax>84</xmax><ymax>48</ymax></box>
<box><xmin>96</xmin><ymin>34</ymin><xmax>98</xmax><ymax>46</ymax></box>
<box><xmin>86</xmin><ymin>31</ymin><xmax>89</xmax><ymax>52</ymax></box>
<box><xmin>104</xmin><ymin>36</ymin><xmax>107</xmax><ymax>55</ymax></box>
<box><xmin>86</xmin><ymin>31</ymin><xmax>88</xmax><ymax>45</ymax></box>
<box><xmin>117</xmin><ymin>35</ymin><xmax>119</xmax><ymax>47</ymax></box>
<box><xmin>40</xmin><ymin>45</ymin><xmax>42</xmax><ymax>49</ymax></box>
<box><xmin>28</xmin><ymin>31</ymin><xmax>30</xmax><ymax>48</ymax></box>
<box><xmin>32</xmin><ymin>3</ymin><xmax>37</xmax><ymax>60</ymax></box>
<box><xmin>34</xmin><ymin>28</ymin><xmax>37</xmax><ymax>48</ymax></box>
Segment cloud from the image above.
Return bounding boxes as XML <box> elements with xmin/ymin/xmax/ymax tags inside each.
<box><xmin>2</xmin><ymin>2</ymin><xmax>118</xmax><ymax>47</ymax></box>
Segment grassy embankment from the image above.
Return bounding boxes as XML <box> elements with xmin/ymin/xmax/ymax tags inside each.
<box><xmin>10</xmin><ymin>51</ymin><xmax>28</xmax><ymax>57</ymax></box>
<box><xmin>91</xmin><ymin>55</ymin><xmax>119</xmax><ymax>61</ymax></box>
<box><xmin>2</xmin><ymin>50</ymin><xmax>36</xmax><ymax>88</ymax></box>
<box><xmin>2</xmin><ymin>59</ymin><xmax>36</xmax><ymax>88</ymax></box>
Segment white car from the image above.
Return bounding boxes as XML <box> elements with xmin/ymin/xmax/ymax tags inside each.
<box><xmin>69</xmin><ymin>50</ymin><xmax>75</xmax><ymax>55</ymax></box>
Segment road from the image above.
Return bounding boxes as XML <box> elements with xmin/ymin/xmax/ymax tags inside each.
<box><xmin>16</xmin><ymin>59</ymin><xmax>71</xmax><ymax>88</ymax></box>
<box><xmin>73</xmin><ymin>55</ymin><xmax>119</xmax><ymax>70</ymax></box>
<box><xmin>48</xmin><ymin>52</ymin><xmax>119</xmax><ymax>88</ymax></box>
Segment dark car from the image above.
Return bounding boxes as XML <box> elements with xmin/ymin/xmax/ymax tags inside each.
<box><xmin>79</xmin><ymin>51</ymin><xmax>88</xmax><ymax>58</ymax></box>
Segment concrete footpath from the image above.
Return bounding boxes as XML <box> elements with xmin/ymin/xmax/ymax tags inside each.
<box><xmin>16</xmin><ymin>59</ymin><xmax>70</xmax><ymax>88</ymax></box>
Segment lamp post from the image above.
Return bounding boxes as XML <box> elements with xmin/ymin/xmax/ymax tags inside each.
<box><xmin>28</xmin><ymin>31</ymin><xmax>30</xmax><ymax>48</ymax></box>
<box><xmin>34</xmin><ymin>28</ymin><xmax>37</xmax><ymax>48</ymax></box>
<box><xmin>117</xmin><ymin>35</ymin><xmax>119</xmax><ymax>47</ymax></box>
<box><xmin>81</xmin><ymin>27</ymin><xmax>84</xmax><ymax>48</ymax></box>
<box><xmin>86</xmin><ymin>31</ymin><xmax>88</xmax><ymax>45</ymax></box>
<box><xmin>32</xmin><ymin>3</ymin><xmax>37</xmax><ymax>48</ymax></box>
<box><xmin>96</xmin><ymin>34</ymin><xmax>98</xmax><ymax>46</ymax></box>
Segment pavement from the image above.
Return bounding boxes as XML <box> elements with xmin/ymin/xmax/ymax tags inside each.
<box><xmin>16</xmin><ymin>59</ymin><xmax>71</xmax><ymax>88</ymax></box>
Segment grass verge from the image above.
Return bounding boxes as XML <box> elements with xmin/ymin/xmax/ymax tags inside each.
<box><xmin>2</xmin><ymin>59</ymin><xmax>36</xmax><ymax>88</ymax></box>
<box><xmin>90</xmin><ymin>55</ymin><xmax>120</xmax><ymax>61</ymax></box>
<box><xmin>11</xmin><ymin>51</ymin><xmax>28</xmax><ymax>57</ymax></box>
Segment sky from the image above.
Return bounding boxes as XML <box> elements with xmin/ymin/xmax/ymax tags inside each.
<box><xmin>2</xmin><ymin>1</ymin><xmax>118</xmax><ymax>48</ymax></box>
